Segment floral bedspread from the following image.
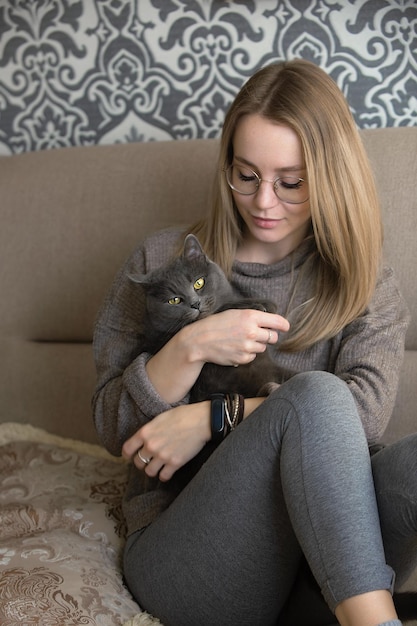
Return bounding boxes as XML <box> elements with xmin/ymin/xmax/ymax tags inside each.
<box><xmin>0</xmin><ymin>428</ymin><xmax>146</xmax><ymax>625</ymax></box>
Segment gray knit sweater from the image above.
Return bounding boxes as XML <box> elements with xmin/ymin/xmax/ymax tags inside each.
<box><xmin>92</xmin><ymin>228</ymin><xmax>410</xmax><ymax>536</ymax></box>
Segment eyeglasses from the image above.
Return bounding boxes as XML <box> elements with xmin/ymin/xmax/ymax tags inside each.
<box><xmin>225</xmin><ymin>164</ymin><xmax>309</xmax><ymax>204</ymax></box>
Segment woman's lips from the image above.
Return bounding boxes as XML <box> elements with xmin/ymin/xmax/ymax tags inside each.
<box><xmin>252</xmin><ymin>216</ymin><xmax>284</xmax><ymax>229</ymax></box>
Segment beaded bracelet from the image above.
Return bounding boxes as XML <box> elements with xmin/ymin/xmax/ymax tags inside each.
<box><xmin>225</xmin><ymin>393</ymin><xmax>244</xmax><ymax>431</ymax></box>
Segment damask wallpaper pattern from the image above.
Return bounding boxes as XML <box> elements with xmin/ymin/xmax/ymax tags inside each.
<box><xmin>0</xmin><ymin>0</ymin><xmax>416</xmax><ymax>155</ymax></box>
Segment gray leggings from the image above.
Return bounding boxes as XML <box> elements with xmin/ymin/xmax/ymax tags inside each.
<box><xmin>124</xmin><ymin>372</ymin><xmax>417</xmax><ymax>626</ymax></box>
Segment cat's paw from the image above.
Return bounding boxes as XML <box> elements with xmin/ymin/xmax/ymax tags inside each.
<box><xmin>257</xmin><ymin>381</ymin><xmax>281</xmax><ymax>396</ymax></box>
<box><xmin>251</xmin><ymin>300</ymin><xmax>277</xmax><ymax>313</ymax></box>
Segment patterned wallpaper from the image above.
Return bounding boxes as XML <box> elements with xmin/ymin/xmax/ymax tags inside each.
<box><xmin>0</xmin><ymin>0</ymin><xmax>416</xmax><ymax>155</ymax></box>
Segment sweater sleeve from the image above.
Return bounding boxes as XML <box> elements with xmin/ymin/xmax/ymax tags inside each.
<box><xmin>334</xmin><ymin>266</ymin><xmax>410</xmax><ymax>445</ymax></box>
<box><xmin>92</xmin><ymin>232</ymin><xmax>188</xmax><ymax>456</ymax></box>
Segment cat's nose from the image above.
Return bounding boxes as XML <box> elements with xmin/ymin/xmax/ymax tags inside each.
<box><xmin>191</xmin><ymin>301</ymin><xmax>200</xmax><ymax>310</ymax></box>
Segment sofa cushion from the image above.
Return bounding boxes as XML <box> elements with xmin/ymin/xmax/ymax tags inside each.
<box><xmin>0</xmin><ymin>423</ymin><xmax>148</xmax><ymax>625</ymax></box>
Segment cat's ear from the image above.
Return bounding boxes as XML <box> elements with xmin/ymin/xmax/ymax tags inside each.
<box><xmin>127</xmin><ymin>272</ymin><xmax>150</xmax><ymax>285</ymax></box>
<box><xmin>183</xmin><ymin>234</ymin><xmax>206</xmax><ymax>262</ymax></box>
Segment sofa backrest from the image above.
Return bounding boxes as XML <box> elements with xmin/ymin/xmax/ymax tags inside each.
<box><xmin>0</xmin><ymin>129</ymin><xmax>415</xmax><ymax>443</ymax></box>
<box><xmin>364</xmin><ymin>128</ymin><xmax>417</xmax><ymax>442</ymax></box>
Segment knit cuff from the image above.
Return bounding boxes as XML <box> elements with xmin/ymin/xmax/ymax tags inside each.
<box><xmin>123</xmin><ymin>351</ymin><xmax>189</xmax><ymax>418</ymax></box>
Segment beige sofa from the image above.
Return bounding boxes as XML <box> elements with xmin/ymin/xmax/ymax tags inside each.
<box><xmin>0</xmin><ymin>129</ymin><xmax>416</xmax><ymax>625</ymax></box>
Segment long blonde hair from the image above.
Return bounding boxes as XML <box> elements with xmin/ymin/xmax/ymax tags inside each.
<box><xmin>191</xmin><ymin>59</ymin><xmax>383</xmax><ymax>351</ymax></box>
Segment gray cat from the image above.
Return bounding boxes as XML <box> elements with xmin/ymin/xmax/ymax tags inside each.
<box><xmin>129</xmin><ymin>234</ymin><xmax>280</xmax><ymax>400</ymax></box>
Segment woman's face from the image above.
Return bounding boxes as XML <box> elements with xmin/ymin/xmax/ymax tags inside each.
<box><xmin>230</xmin><ymin>114</ymin><xmax>311</xmax><ymax>264</ymax></box>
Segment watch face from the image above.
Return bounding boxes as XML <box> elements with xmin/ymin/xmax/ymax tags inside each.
<box><xmin>212</xmin><ymin>397</ymin><xmax>225</xmax><ymax>433</ymax></box>
<box><xmin>211</xmin><ymin>395</ymin><xmax>226</xmax><ymax>443</ymax></box>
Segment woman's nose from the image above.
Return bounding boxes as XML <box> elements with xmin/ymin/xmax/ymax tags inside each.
<box><xmin>254</xmin><ymin>179</ymin><xmax>279</xmax><ymax>209</ymax></box>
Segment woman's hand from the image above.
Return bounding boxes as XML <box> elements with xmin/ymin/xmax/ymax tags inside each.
<box><xmin>146</xmin><ymin>308</ymin><xmax>289</xmax><ymax>404</ymax></box>
<box><xmin>186</xmin><ymin>308</ymin><xmax>290</xmax><ymax>367</ymax></box>
<box><xmin>122</xmin><ymin>401</ymin><xmax>211</xmax><ymax>482</ymax></box>
<box><xmin>122</xmin><ymin>396</ymin><xmax>267</xmax><ymax>482</ymax></box>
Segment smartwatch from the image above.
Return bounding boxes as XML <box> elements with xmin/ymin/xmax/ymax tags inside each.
<box><xmin>210</xmin><ymin>393</ymin><xmax>226</xmax><ymax>443</ymax></box>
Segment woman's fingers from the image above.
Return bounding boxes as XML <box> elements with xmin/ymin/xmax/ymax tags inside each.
<box><xmin>196</xmin><ymin>308</ymin><xmax>289</xmax><ymax>364</ymax></box>
<box><xmin>122</xmin><ymin>432</ymin><xmax>143</xmax><ymax>460</ymax></box>
<box><xmin>122</xmin><ymin>403</ymin><xmax>211</xmax><ymax>481</ymax></box>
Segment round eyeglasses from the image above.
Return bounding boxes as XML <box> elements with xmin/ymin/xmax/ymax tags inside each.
<box><xmin>225</xmin><ymin>164</ymin><xmax>309</xmax><ymax>205</ymax></box>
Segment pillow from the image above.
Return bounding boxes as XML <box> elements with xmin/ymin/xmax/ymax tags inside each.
<box><xmin>0</xmin><ymin>423</ymin><xmax>161</xmax><ymax>626</ymax></box>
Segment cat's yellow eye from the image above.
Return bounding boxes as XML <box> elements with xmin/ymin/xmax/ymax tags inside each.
<box><xmin>168</xmin><ymin>296</ymin><xmax>182</xmax><ymax>305</ymax></box>
<box><xmin>194</xmin><ymin>277</ymin><xmax>205</xmax><ymax>291</ymax></box>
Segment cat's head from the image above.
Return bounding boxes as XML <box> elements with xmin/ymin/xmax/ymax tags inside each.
<box><xmin>129</xmin><ymin>234</ymin><xmax>235</xmax><ymax>333</ymax></box>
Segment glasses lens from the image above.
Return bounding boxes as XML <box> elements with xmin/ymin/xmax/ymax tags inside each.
<box><xmin>226</xmin><ymin>165</ymin><xmax>259</xmax><ymax>195</ymax></box>
<box><xmin>275</xmin><ymin>177</ymin><xmax>308</xmax><ymax>204</ymax></box>
<box><xmin>226</xmin><ymin>166</ymin><xmax>308</xmax><ymax>204</ymax></box>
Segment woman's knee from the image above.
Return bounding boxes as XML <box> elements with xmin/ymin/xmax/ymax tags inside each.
<box><xmin>284</xmin><ymin>370</ymin><xmax>350</xmax><ymax>396</ymax></box>
<box><xmin>265</xmin><ymin>371</ymin><xmax>365</xmax><ymax>445</ymax></box>
<box><xmin>277</xmin><ymin>371</ymin><xmax>357</xmax><ymax>416</ymax></box>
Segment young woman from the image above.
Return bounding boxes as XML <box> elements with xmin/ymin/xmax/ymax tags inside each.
<box><xmin>92</xmin><ymin>60</ymin><xmax>416</xmax><ymax>626</ymax></box>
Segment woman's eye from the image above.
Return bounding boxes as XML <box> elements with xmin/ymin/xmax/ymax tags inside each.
<box><xmin>237</xmin><ymin>166</ymin><xmax>258</xmax><ymax>183</ymax></box>
<box><xmin>168</xmin><ymin>296</ymin><xmax>182</xmax><ymax>305</ymax></box>
<box><xmin>280</xmin><ymin>178</ymin><xmax>303</xmax><ymax>189</ymax></box>
<box><xmin>238</xmin><ymin>170</ymin><xmax>256</xmax><ymax>182</ymax></box>
<box><xmin>194</xmin><ymin>277</ymin><xmax>205</xmax><ymax>290</ymax></box>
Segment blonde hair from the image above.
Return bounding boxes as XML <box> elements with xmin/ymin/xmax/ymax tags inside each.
<box><xmin>191</xmin><ymin>59</ymin><xmax>383</xmax><ymax>351</ymax></box>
